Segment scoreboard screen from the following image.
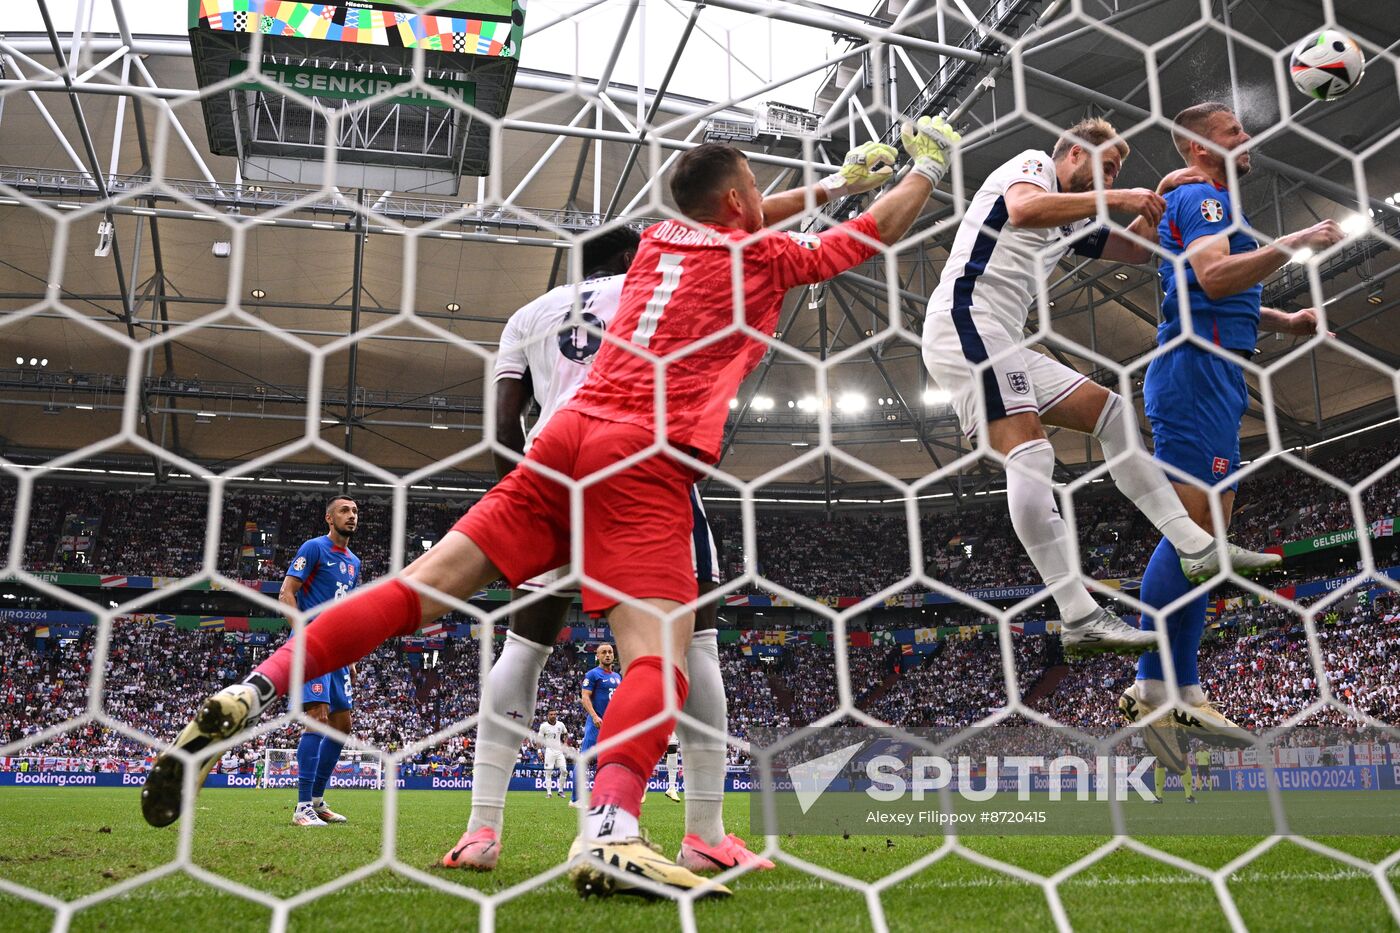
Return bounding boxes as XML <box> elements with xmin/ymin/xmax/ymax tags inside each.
<box><xmin>190</xmin><ymin>0</ymin><xmax>523</xmax><ymax>56</ymax></box>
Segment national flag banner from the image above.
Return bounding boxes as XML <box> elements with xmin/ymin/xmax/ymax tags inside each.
<box><xmin>1371</xmin><ymin>518</ymin><xmax>1394</xmax><ymax>537</ymax></box>
<box><xmin>34</xmin><ymin>626</ymin><xmax>49</xmax><ymax>639</ymax></box>
<box><xmin>419</xmin><ymin>622</ymin><xmax>446</xmax><ymax>637</ymax></box>
<box><xmin>100</xmin><ymin>576</ymin><xmax>129</xmax><ymax>588</ymax></box>
<box><xmin>1008</xmin><ymin>621</ymin><xmax>1024</xmax><ymax>634</ymax></box>
<box><xmin>900</xmin><ymin>644</ymin><xmax>914</xmax><ymax>656</ymax></box>
<box><xmin>760</xmin><ymin>631</ymin><xmax>787</xmax><ymax>646</ymax></box>
<box><xmin>224</xmin><ymin>617</ymin><xmax>251</xmax><ymax>632</ymax></box>
<box><xmin>739</xmin><ymin>630</ymin><xmax>756</xmax><ymax>645</ymax></box>
<box><xmin>741</xmin><ymin>645</ymin><xmax>753</xmax><ymax>656</ymax></box>
<box><xmin>870</xmin><ymin>630</ymin><xmax>893</xmax><ymax>646</ymax></box>
<box><xmin>848</xmin><ymin>631</ymin><xmax>872</xmax><ymax>648</ymax></box>
<box><xmin>914</xmin><ymin>627</ymin><xmax>936</xmax><ymax>644</ymax></box>
<box><xmin>199</xmin><ymin>617</ymin><xmax>226</xmax><ymax>630</ymax></box>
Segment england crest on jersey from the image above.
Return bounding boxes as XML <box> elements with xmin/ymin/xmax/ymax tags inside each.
<box><xmin>1007</xmin><ymin>371</ymin><xmax>1030</xmax><ymax>395</ymax></box>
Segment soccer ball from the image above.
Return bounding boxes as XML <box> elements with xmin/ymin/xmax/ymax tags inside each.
<box><xmin>1290</xmin><ymin>29</ymin><xmax>1365</xmax><ymax>101</ymax></box>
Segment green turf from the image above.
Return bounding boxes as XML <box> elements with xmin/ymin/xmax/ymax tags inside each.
<box><xmin>0</xmin><ymin>788</ymin><xmax>1395</xmax><ymax>932</ymax></box>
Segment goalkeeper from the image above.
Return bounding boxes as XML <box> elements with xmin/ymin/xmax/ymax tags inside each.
<box><xmin>143</xmin><ymin>121</ymin><xmax>959</xmax><ymax>901</ymax></box>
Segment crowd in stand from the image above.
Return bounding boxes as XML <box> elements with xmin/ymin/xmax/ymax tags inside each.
<box><xmin>1</xmin><ymin>436</ymin><xmax>1395</xmax><ymax>598</ymax></box>
<box><xmin>2</xmin><ymin>437</ymin><xmax>1398</xmax><ymax>771</ymax></box>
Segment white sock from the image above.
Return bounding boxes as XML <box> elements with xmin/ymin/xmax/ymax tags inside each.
<box><xmin>1093</xmin><ymin>395</ymin><xmax>1213</xmax><ymax>555</ymax></box>
<box><xmin>1005</xmin><ymin>439</ymin><xmax>1099</xmax><ymax>623</ymax></box>
<box><xmin>1138</xmin><ymin>678</ymin><xmax>1168</xmax><ymax>707</ymax></box>
<box><xmin>311</xmin><ymin>796</ymin><xmax>324</xmax><ymax>808</ymax></box>
<box><xmin>585</xmin><ymin>803</ymin><xmax>639</xmax><ymax>840</ymax></box>
<box><xmin>676</xmin><ymin>629</ymin><xmax>727</xmax><ymax>845</ymax></box>
<box><xmin>1181</xmin><ymin>684</ymin><xmax>1206</xmax><ymax>705</ymax></box>
<box><xmin>666</xmin><ymin>754</ymin><xmax>679</xmax><ymax>791</ymax></box>
<box><xmin>467</xmin><ymin>631</ymin><xmax>552</xmax><ymax>835</ymax></box>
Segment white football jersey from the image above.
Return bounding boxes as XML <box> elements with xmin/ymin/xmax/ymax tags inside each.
<box><xmin>538</xmin><ymin>720</ymin><xmax>568</xmax><ymax>746</ymax></box>
<box><xmin>925</xmin><ymin>149</ymin><xmax>1108</xmax><ymax>338</ymax></box>
<box><xmin>494</xmin><ymin>274</ymin><xmax>626</xmax><ymax>451</ymax></box>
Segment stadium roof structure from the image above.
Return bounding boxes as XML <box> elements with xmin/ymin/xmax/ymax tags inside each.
<box><xmin>0</xmin><ymin>0</ymin><xmax>1397</xmax><ymax>505</ymax></box>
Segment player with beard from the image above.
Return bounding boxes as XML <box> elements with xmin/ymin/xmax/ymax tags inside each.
<box><xmin>277</xmin><ymin>495</ymin><xmax>362</xmax><ymax>826</ymax></box>
<box><xmin>920</xmin><ymin>117</ymin><xmax>1282</xmax><ymax>657</ymax></box>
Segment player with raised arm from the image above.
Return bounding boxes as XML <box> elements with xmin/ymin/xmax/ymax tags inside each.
<box><xmin>276</xmin><ymin>495</ymin><xmax>362</xmax><ymax>827</ymax></box>
<box><xmin>442</xmin><ymin>227</ymin><xmax>769</xmax><ymax>874</ymax></box>
<box><xmin>537</xmin><ymin>709</ymin><xmax>569</xmax><ymax>799</ymax></box>
<box><xmin>920</xmin><ymin>117</ymin><xmax>1282</xmax><ymax>657</ymax></box>
<box><xmin>143</xmin><ymin>118</ymin><xmax>956</xmax><ymax>898</ymax></box>
<box><xmin>1120</xmin><ymin>101</ymin><xmax>1343</xmax><ymax>740</ymax></box>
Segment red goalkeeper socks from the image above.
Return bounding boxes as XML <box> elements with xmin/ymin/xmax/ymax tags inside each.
<box><xmin>590</xmin><ymin>656</ymin><xmax>689</xmax><ymax>817</ymax></box>
<box><xmin>252</xmin><ymin>579</ymin><xmax>422</xmax><ymax>696</ymax></box>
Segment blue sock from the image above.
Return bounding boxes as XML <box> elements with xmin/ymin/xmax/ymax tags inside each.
<box><xmin>295</xmin><ymin>732</ymin><xmax>320</xmax><ymax>804</ymax></box>
<box><xmin>1137</xmin><ymin>537</ymin><xmax>1194</xmax><ymax>682</ymax></box>
<box><xmin>1170</xmin><ymin>593</ymin><xmax>1208</xmax><ymax>687</ymax></box>
<box><xmin>312</xmin><ymin>736</ymin><xmax>344</xmax><ymax>799</ymax></box>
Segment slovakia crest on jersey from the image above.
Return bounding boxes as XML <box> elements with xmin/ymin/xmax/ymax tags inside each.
<box><xmin>786</xmin><ymin>231</ymin><xmax>820</xmax><ymax>250</ymax></box>
<box><xmin>1211</xmin><ymin>456</ymin><xmax>1230</xmax><ymax>477</ymax></box>
<box><xmin>1201</xmin><ymin>198</ymin><xmax>1225</xmax><ymax>223</ymax></box>
<box><xmin>311</xmin><ymin>682</ymin><xmax>324</xmax><ymax>695</ymax></box>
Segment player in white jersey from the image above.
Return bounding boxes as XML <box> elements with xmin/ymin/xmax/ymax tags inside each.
<box><xmin>445</xmin><ymin>228</ymin><xmax>771</xmax><ymax>875</ymax></box>
<box><xmin>663</xmin><ymin>730</ymin><xmax>681</xmax><ymax>803</ymax></box>
<box><xmin>537</xmin><ymin>709</ymin><xmax>569</xmax><ymax>798</ymax></box>
<box><xmin>922</xmin><ymin>117</ymin><xmax>1279</xmax><ymax>655</ymax></box>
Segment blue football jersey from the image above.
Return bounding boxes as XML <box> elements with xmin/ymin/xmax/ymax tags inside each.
<box><xmin>582</xmin><ymin>665</ymin><xmax>621</xmax><ymax>717</ymax></box>
<box><xmin>1157</xmin><ymin>181</ymin><xmax>1262</xmax><ymax>351</ymax></box>
<box><xmin>286</xmin><ymin>535</ymin><xmax>360</xmax><ymax>611</ymax></box>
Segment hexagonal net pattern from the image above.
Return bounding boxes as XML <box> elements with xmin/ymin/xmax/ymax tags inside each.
<box><xmin>1</xmin><ymin>0</ymin><xmax>1399</xmax><ymax>930</ymax></box>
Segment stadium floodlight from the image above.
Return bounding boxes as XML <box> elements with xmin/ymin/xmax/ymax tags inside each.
<box><xmin>922</xmin><ymin>388</ymin><xmax>953</xmax><ymax>405</ymax></box>
<box><xmin>728</xmin><ymin>398</ymin><xmax>739</xmax><ymax>409</ymax></box>
<box><xmin>835</xmin><ymin>392</ymin><xmax>867</xmax><ymax>413</ymax></box>
<box><xmin>1290</xmin><ymin>247</ymin><xmax>1314</xmax><ymax>264</ymax></box>
<box><xmin>752</xmin><ymin>395</ymin><xmax>775</xmax><ymax>411</ymax></box>
<box><xmin>14</xmin><ymin>356</ymin><xmax>22</xmax><ymax>365</ymax></box>
<box><xmin>1340</xmin><ymin>212</ymin><xmax>1369</xmax><ymax>236</ymax></box>
<box><xmin>796</xmin><ymin>395</ymin><xmax>821</xmax><ymax>412</ymax></box>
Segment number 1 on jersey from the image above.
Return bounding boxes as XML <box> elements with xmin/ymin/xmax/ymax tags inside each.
<box><xmin>632</xmin><ymin>253</ymin><xmax>684</xmax><ymax>348</ymax></box>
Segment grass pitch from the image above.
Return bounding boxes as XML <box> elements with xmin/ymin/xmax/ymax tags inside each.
<box><xmin>0</xmin><ymin>788</ymin><xmax>1396</xmax><ymax>932</ymax></box>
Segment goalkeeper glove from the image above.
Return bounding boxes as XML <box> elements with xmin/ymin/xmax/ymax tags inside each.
<box><xmin>901</xmin><ymin>115</ymin><xmax>960</xmax><ymax>186</ymax></box>
<box><xmin>818</xmin><ymin>141</ymin><xmax>899</xmax><ymax>199</ymax></box>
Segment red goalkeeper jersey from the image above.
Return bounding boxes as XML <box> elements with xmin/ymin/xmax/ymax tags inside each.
<box><xmin>565</xmin><ymin>213</ymin><xmax>881</xmax><ymax>462</ymax></box>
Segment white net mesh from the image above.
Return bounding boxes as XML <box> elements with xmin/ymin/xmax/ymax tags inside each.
<box><xmin>2</xmin><ymin>0</ymin><xmax>1399</xmax><ymax>929</ymax></box>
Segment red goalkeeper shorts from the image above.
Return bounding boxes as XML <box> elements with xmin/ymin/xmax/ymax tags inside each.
<box><xmin>452</xmin><ymin>409</ymin><xmax>700</xmax><ymax>614</ymax></box>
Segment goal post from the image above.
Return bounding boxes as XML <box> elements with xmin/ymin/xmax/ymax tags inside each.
<box><xmin>262</xmin><ymin>748</ymin><xmax>383</xmax><ymax>791</ymax></box>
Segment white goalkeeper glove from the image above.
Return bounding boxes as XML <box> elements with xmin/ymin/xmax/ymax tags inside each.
<box><xmin>901</xmin><ymin>115</ymin><xmax>960</xmax><ymax>186</ymax></box>
<box><xmin>818</xmin><ymin>140</ymin><xmax>899</xmax><ymax>199</ymax></box>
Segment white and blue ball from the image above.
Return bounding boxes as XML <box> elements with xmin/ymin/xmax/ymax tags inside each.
<box><xmin>1290</xmin><ymin>29</ymin><xmax>1365</xmax><ymax>101</ymax></box>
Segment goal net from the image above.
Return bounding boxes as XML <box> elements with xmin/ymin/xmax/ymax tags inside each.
<box><xmin>0</xmin><ymin>0</ymin><xmax>1397</xmax><ymax>929</ymax></box>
